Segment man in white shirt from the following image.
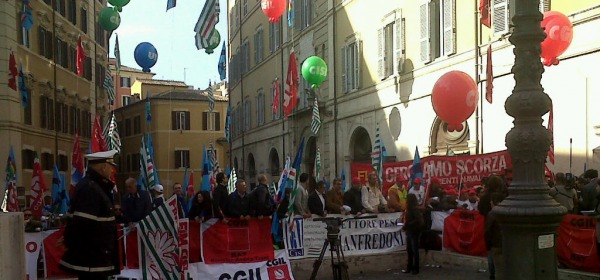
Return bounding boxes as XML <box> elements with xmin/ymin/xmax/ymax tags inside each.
<box><xmin>308</xmin><ymin>181</ymin><xmax>327</xmax><ymax>217</ymax></box>
<box><xmin>361</xmin><ymin>172</ymin><xmax>389</xmax><ymax>213</ymax></box>
<box><xmin>409</xmin><ymin>177</ymin><xmax>426</xmax><ymax>206</ymax></box>
<box><xmin>293</xmin><ymin>173</ymin><xmax>312</xmax><ymax>218</ymax></box>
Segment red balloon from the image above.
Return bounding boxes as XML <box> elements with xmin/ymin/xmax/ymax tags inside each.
<box><xmin>261</xmin><ymin>0</ymin><xmax>286</xmax><ymax>23</ymax></box>
<box><xmin>541</xmin><ymin>11</ymin><xmax>573</xmax><ymax>66</ymax></box>
<box><xmin>431</xmin><ymin>71</ymin><xmax>479</xmax><ymax>126</ymax></box>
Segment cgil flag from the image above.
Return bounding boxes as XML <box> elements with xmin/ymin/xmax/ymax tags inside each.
<box><xmin>91</xmin><ymin>115</ymin><xmax>107</xmax><ymax>153</ymax></box>
<box><xmin>283</xmin><ymin>51</ymin><xmax>299</xmax><ymax>118</ymax></box>
<box><xmin>310</xmin><ymin>97</ymin><xmax>321</xmax><ymax>135</ymax></box>
<box><xmin>30</xmin><ymin>156</ymin><xmax>48</xmax><ymax>220</ymax></box>
<box><xmin>76</xmin><ymin>36</ymin><xmax>86</xmax><ymax>77</ymax></box>
<box><xmin>479</xmin><ymin>0</ymin><xmax>491</xmax><ymax>28</ymax></box>
<box><xmin>70</xmin><ymin>132</ymin><xmax>84</xmax><ymax>197</ymax></box>
<box><xmin>194</xmin><ymin>0</ymin><xmax>220</xmax><ymax>51</ymax></box>
<box><xmin>218</xmin><ymin>42</ymin><xmax>227</xmax><ymax>80</ymax></box>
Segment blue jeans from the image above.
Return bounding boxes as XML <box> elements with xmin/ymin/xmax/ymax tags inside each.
<box><xmin>406</xmin><ymin>232</ymin><xmax>420</xmax><ymax>271</ymax></box>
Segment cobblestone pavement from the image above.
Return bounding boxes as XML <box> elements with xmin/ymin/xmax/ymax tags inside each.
<box><xmin>338</xmin><ymin>266</ymin><xmax>490</xmax><ymax>280</ymax></box>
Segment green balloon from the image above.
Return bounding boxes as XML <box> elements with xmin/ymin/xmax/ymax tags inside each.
<box><xmin>205</xmin><ymin>30</ymin><xmax>221</xmax><ymax>54</ymax></box>
<box><xmin>301</xmin><ymin>56</ymin><xmax>328</xmax><ymax>88</ymax></box>
<box><xmin>98</xmin><ymin>7</ymin><xmax>121</xmax><ymax>31</ymax></box>
<box><xmin>108</xmin><ymin>0</ymin><xmax>130</xmax><ymax>8</ymax></box>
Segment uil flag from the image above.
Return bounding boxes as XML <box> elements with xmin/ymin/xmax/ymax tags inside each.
<box><xmin>51</xmin><ymin>164</ymin><xmax>69</xmax><ymax>215</ymax></box>
<box><xmin>183</xmin><ymin>169</ymin><xmax>195</xmax><ymax>214</ymax></box>
<box><xmin>272</xmin><ymin>156</ymin><xmax>290</xmax><ymax>243</ymax></box>
<box><xmin>30</xmin><ymin>156</ymin><xmax>48</xmax><ymax>220</ymax></box>
<box><xmin>91</xmin><ymin>115</ymin><xmax>107</xmax><ymax>153</ymax></box>
<box><xmin>114</xmin><ymin>34</ymin><xmax>121</xmax><ymax>75</ymax></box>
<box><xmin>137</xmin><ymin>196</ymin><xmax>181</xmax><ymax>280</ymax></box>
<box><xmin>272</xmin><ymin>78</ymin><xmax>280</xmax><ymax>116</ymax></box>
<box><xmin>8</xmin><ymin>50</ymin><xmax>18</xmax><ymax>91</ymax></box>
<box><xmin>486</xmin><ymin>44</ymin><xmax>493</xmax><ymax>104</ymax></box>
<box><xmin>287</xmin><ymin>138</ymin><xmax>305</xmax><ymax>231</ymax></box>
<box><xmin>479</xmin><ymin>0</ymin><xmax>491</xmax><ymax>28</ymax></box>
<box><xmin>76</xmin><ymin>35</ymin><xmax>86</xmax><ymax>77</ymax></box>
<box><xmin>4</xmin><ymin>146</ymin><xmax>19</xmax><ymax>212</ymax></box>
<box><xmin>145</xmin><ymin>94</ymin><xmax>152</xmax><ymax>123</ymax></box>
<box><xmin>194</xmin><ymin>0</ymin><xmax>220</xmax><ymax>51</ymax></box>
<box><xmin>200</xmin><ymin>145</ymin><xmax>212</xmax><ymax>192</ymax></box>
<box><xmin>283</xmin><ymin>51</ymin><xmax>298</xmax><ymax>118</ymax></box>
<box><xmin>310</xmin><ymin>97</ymin><xmax>321</xmax><ymax>135</ymax></box>
<box><xmin>410</xmin><ymin>146</ymin><xmax>423</xmax><ymax>187</ymax></box>
<box><xmin>547</xmin><ymin>102</ymin><xmax>555</xmax><ymax>165</ymax></box>
<box><xmin>218</xmin><ymin>42</ymin><xmax>227</xmax><ymax>80</ymax></box>
<box><xmin>341</xmin><ymin>167</ymin><xmax>347</xmax><ymax>192</ymax></box>
<box><xmin>70</xmin><ymin>132</ymin><xmax>84</xmax><ymax>196</ymax></box>
<box><xmin>225</xmin><ymin>104</ymin><xmax>231</xmax><ymax>142</ymax></box>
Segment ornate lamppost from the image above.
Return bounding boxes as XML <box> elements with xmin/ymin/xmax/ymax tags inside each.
<box><xmin>493</xmin><ymin>0</ymin><xmax>567</xmax><ymax>279</ymax></box>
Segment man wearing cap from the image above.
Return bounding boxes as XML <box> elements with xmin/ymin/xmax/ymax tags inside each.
<box><xmin>344</xmin><ymin>177</ymin><xmax>364</xmax><ymax>215</ymax></box>
<box><xmin>409</xmin><ymin>178</ymin><xmax>425</xmax><ymax>205</ymax></box>
<box><xmin>388</xmin><ymin>175</ymin><xmax>408</xmax><ymax>212</ymax></box>
<box><xmin>60</xmin><ymin>150</ymin><xmax>120</xmax><ymax>279</ymax></box>
<box><xmin>151</xmin><ymin>184</ymin><xmax>165</xmax><ymax>209</ymax></box>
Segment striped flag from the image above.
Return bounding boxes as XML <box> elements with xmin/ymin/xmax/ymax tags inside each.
<box><xmin>30</xmin><ymin>156</ymin><xmax>47</xmax><ymax>220</ymax></box>
<box><xmin>208</xmin><ymin>143</ymin><xmax>219</xmax><ymax>188</ymax></box>
<box><xmin>106</xmin><ymin>113</ymin><xmax>121</xmax><ymax>154</ymax></box>
<box><xmin>313</xmin><ymin>147</ymin><xmax>321</xmax><ymax>179</ymax></box>
<box><xmin>287</xmin><ymin>138</ymin><xmax>305</xmax><ymax>231</ymax></box>
<box><xmin>547</xmin><ymin>102</ymin><xmax>554</xmax><ymax>164</ymax></box>
<box><xmin>140</xmin><ymin>135</ymin><xmax>156</xmax><ymax>191</ymax></box>
<box><xmin>207</xmin><ymin>85</ymin><xmax>214</xmax><ymax>112</ymax></box>
<box><xmin>194</xmin><ymin>0</ymin><xmax>220</xmax><ymax>51</ymax></box>
<box><xmin>310</xmin><ymin>97</ymin><xmax>321</xmax><ymax>135</ymax></box>
<box><xmin>103</xmin><ymin>67</ymin><xmax>116</xmax><ymax>105</ymax></box>
<box><xmin>272</xmin><ymin>79</ymin><xmax>280</xmax><ymax>116</ymax></box>
<box><xmin>227</xmin><ymin>168</ymin><xmax>237</xmax><ymax>194</ymax></box>
<box><xmin>372</xmin><ymin>125</ymin><xmax>381</xmax><ymax>174</ymax></box>
<box><xmin>114</xmin><ymin>34</ymin><xmax>121</xmax><ymax>76</ymax></box>
<box><xmin>137</xmin><ymin>195</ymin><xmax>181</xmax><ymax>280</ymax></box>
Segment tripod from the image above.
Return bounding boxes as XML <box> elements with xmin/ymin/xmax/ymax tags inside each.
<box><xmin>309</xmin><ymin>217</ymin><xmax>350</xmax><ymax>280</ymax></box>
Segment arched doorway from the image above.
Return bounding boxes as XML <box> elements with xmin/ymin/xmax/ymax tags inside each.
<box><xmin>429</xmin><ymin>117</ymin><xmax>470</xmax><ymax>155</ymax></box>
<box><xmin>349</xmin><ymin>126</ymin><xmax>372</xmax><ymax>163</ymax></box>
<box><xmin>269</xmin><ymin>148</ymin><xmax>280</xmax><ymax>176</ymax></box>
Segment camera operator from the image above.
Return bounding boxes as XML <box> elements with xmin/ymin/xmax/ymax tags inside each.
<box><xmin>549</xmin><ymin>173</ymin><xmax>578</xmax><ymax>213</ymax></box>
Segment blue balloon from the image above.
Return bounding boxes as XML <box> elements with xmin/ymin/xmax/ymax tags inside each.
<box><xmin>134</xmin><ymin>42</ymin><xmax>158</xmax><ymax>73</ymax></box>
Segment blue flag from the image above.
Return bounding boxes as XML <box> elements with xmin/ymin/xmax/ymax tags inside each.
<box><xmin>225</xmin><ymin>104</ymin><xmax>231</xmax><ymax>142</ymax></box>
<box><xmin>218</xmin><ymin>42</ymin><xmax>226</xmax><ymax>80</ymax></box>
<box><xmin>201</xmin><ymin>145</ymin><xmax>212</xmax><ymax>192</ymax></box>
<box><xmin>51</xmin><ymin>164</ymin><xmax>69</xmax><ymax>214</ymax></box>
<box><xmin>322</xmin><ymin>177</ymin><xmax>330</xmax><ymax>192</ymax></box>
<box><xmin>287</xmin><ymin>0</ymin><xmax>294</xmax><ymax>27</ymax></box>
<box><xmin>341</xmin><ymin>167</ymin><xmax>347</xmax><ymax>192</ymax></box>
<box><xmin>166</xmin><ymin>0</ymin><xmax>176</xmax><ymax>10</ymax></box>
<box><xmin>19</xmin><ymin>65</ymin><xmax>28</xmax><ymax>107</ymax></box>
<box><xmin>225</xmin><ymin>165</ymin><xmax>231</xmax><ymax>177</ymax></box>
<box><xmin>147</xmin><ymin>133</ymin><xmax>159</xmax><ymax>184</ymax></box>
<box><xmin>410</xmin><ymin>146</ymin><xmax>423</xmax><ymax>187</ymax></box>
<box><xmin>21</xmin><ymin>0</ymin><xmax>33</xmax><ymax>31</ymax></box>
<box><xmin>145</xmin><ymin>93</ymin><xmax>151</xmax><ymax>123</ymax></box>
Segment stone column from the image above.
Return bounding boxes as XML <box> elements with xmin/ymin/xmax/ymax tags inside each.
<box><xmin>0</xmin><ymin>213</ymin><xmax>25</xmax><ymax>279</ymax></box>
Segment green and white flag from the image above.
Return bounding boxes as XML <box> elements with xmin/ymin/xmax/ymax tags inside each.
<box><xmin>313</xmin><ymin>147</ymin><xmax>321</xmax><ymax>179</ymax></box>
<box><xmin>310</xmin><ymin>97</ymin><xmax>321</xmax><ymax>135</ymax></box>
<box><xmin>140</xmin><ymin>135</ymin><xmax>156</xmax><ymax>191</ymax></box>
<box><xmin>227</xmin><ymin>168</ymin><xmax>237</xmax><ymax>194</ymax></box>
<box><xmin>103</xmin><ymin>67</ymin><xmax>116</xmax><ymax>104</ymax></box>
<box><xmin>114</xmin><ymin>34</ymin><xmax>121</xmax><ymax>76</ymax></box>
<box><xmin>137</xmin><ymin>195</ymin><xmax>181</xmax><ymax>280</ymax></box>
<box><xmin>106</xmin><ymin>113</ymin><xmax>121</xmax><ymax>153</ymax></box>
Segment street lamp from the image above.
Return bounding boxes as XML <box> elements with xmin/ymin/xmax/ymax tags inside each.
<box><xmin>493</xmin><ymin>1</ymin><xmax>567</xmax><ymax>279</ymax></box>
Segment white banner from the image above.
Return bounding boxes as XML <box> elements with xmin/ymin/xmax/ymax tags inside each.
<box><xmin>283</xmin><ymin>213</ymin><xmax>406</xmax><ymax>259</ymax></box>
<box><xmin>25</xmin><ymin>231</ymin><xmax>48</xmax><ymax>280</ymax></box>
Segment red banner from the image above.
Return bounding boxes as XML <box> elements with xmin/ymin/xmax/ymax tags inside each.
<box><xmin>351</xmin><ymin>150</ymin><xmax>511</xmax><ymax>195</ymax></box>
<box><xmin>189</xmin><ymin>221</ymin><xmax>202</xmax><ymax>263</ymax></box>
<box><xmin>443</xmin><ymin>210</ymin><xmax>487</xmax><ymax>257</ymax></box>
<box><xmin>125</xmin><ymin>227</ymin><xmax>139</xmax><ymax>269</ymax></box>
<box><xmin>43</xmin><ymin>228</ymin><xmax>76</xmax><ymax>278</ymax></box>
<box><xmin>202</xmin><ymin>218</ymin><xmax>275</xmax><ymax>264</ymax></box>
<box><xmin>557</xmin><ymin>214</ymin><xmax>600</xmax><ymax>273</ymax></box>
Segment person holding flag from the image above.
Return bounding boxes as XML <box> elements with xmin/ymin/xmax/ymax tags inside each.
<box><xmin>60</xmin><ymin>150</ymin><xmax>120</xmax><ymax>279</ymax></box>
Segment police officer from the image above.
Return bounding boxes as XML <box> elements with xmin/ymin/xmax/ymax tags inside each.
<box><xmin>60</xmin><ymin>150</ymin><xmax>120</xmax><ymax>280</ymax></box>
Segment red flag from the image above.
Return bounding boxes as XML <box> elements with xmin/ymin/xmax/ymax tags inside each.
<box><xmin>6</xmin><ymin>181</ymin><xmax>19</xmax><ymax>212</ymax></box>
<box><xmin>547</xmin><ymin>102</ymin><xmax>554</xmax><ymax>164</ymax></box>
<box><xmin>92</xmin><ymin>115</ymin><xmax>107</xmax><ymax>152</ymax></box>
<box><xmin>76</xmin><ymin>36</ymin><xmax>86</xmax><ymax>77</ymax></box>
<box><xmin>272</xmin><ymin>78</ymin><xmax>280</xmax><ymax>116</ymax></box>
<box><xmin>186</xmin><ymin>170</ymin><xmax>195</xmax><ymax>206</ymax></box>
<box><xmin>30</xmin><ymin>157</ymin><xmax>48</xmax><ymax>220</ymax></box>
<box><xmin>479</xmin><ymin>0</ymin><xmax>491</xmax><ymax>28</ymax></box>
<box><xmin>43</xmin><ymin>229</ymin><xmax>77</xmax><ymax>278</ymax></box>
<box><xmin>485</xmin><ymin>44</ymin><xmax>493</xmax><ymax>104</ymax></box>
<box><xmin>283</xmin><ymin>51</ymin><xmax>298</xmax><ymax>118</ymax></box>
<box><xmin>70</xmin><ymin>132</ymin><xmax>85</xmax><ymax>197</ymax></box>
<box><xmin>8</xmin><ymin>51</ymin><xmax>18</xmax><ymax>90</ymax></box>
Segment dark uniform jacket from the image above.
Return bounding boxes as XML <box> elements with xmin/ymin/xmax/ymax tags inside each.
<box><xmin>122</xmin><ymin>189</ymin><xmax>153</xmax><ymax>223</ymax></box>
<box><xmin>249</xmin><ymin>183</ymin><xmax>274</xmax><ymax>217</ymax></box>
<box><xmin>60</xmin><ymin>168</ymin><xmax>119</xmax><ymax>277</ymax></box>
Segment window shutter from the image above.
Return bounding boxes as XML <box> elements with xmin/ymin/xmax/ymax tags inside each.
<box><xmin>40</xmin><ymin>96</ymin><xmax>47</xmax><ymax>129</ymax></box>
<box><xmin>442</xmin><ymin>0</ymin><xmax>456</xmax><ymax>56</ymax></box>
<box><xmin>215</xmin><ymin>112</ymin><xmax>221</xmax><ymax>131</ymax></box>
<box><xmin>394</xmin><ymin>13</ymin><xmax>404</xmax><ymax>73</ymax></box>
<box><xmin>493</xmin><ymin>0</ymin><xmax>509</xmax><ymax>35</ymax></box>
<box><xmin>184</xmin><ymin>111</ymin><xmax>190</xmax><ymax>130</ymax></box>
<box><xmin>171</xmin><ymin>111</ymin><xmax>177</xmax><ymax>129</ymax></box>
<box><xmin>269</xmin><ymin>24</ymin><xmax>274</xmax><ymax>52</ymax></box>
<box><xmin>38</xmin><ymin>27</ymin><xmax>44</xmax><ymax>55</ymax></box>
<box><xmin>294</xmin><ymin>0</ymin><xmax>301</xmax><ymax>31</ymax></box>
<box><xmin>175</xmin><ymin>151</ymin><xmax>181</xmax><ymax>168</ymax></box>
<box><xmin>420</xmin><ymin>2</ymin><xmax>431</xmax><ymax>63</ymax></box>
<box><xmin>203</xmin><ymin>112</ymin><xmax>208</xmax><ymax>130</ymax></box>
<box><xmin>355</xmin><ymin>40</ymin><xmax>361</xmax><ymax>89</ymax></box>
<box><xmin>341</xmin><ymin>46</ymin><xmax>347</xmax><ymax>93</ymax></box>
<box><xmin>253</xmin><ymin>32</ymin><xmax>258</xmax><ymax>64</ymax></box>
<box><xmin>46</xmin><ymin>30</ymin><xmax>53</xmax><ymax>59</ymax></box>
<box><xmin>259</xmin><ymin>29</ymin><xmax>263</xmax><ymax>61</ymax></box>
<box><xmin>377</xmin><ymin>29</ymin><xmax>385</xmax><ymax>80</ymax></box>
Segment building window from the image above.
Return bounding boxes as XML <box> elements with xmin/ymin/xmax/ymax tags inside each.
<box><xmin>172</xmin><ymin>111</ymin><xmax>190</xmax><ymax>130</ymax></box>
<box><xmin>254</xmin><ymin>27</ymin><xmax>264</xmax><ymax>65</ymax></box>
<box><xmin>243</xmin><ymin>0</ymin><xmax>248</xmax><ymax>16</ymax></box>
<box><xmin>243</xmin><ymin>100</ymin><xmax>251</xmax><ymax>131</ymax></box>
<box><xmin>55</xmin><ymin>101</ymin><xmax>62</xmax><ymax>133</ymax></box>
<box><xmin>61</xmin><ymin>103</ymin><xmax>69</xmax><ymax>133</ymax></box>
<box><xmin>133</xmin><ymin>116</ymin><xmax>141</xmax><ymax>134</ymax></box>
<box><xmin>133</xmin><ymin>153</ymin><xmax>140</xmax><ymax>172</ymax></box>
<box><xmin>294</xmin><ymin>0</ymin><xmax>313</xmax><ymax>31</ymax></box>
<box><xmin>343</xmin><ymin>38</ymin><xmax>361</xmax><ymax>93</ymax></box>
<box><xmin>55</xmin><ymin>38</ymin><xmax>69</xmax><ymax>68</ymax></box>
<box><xmin>40</xmin><ymin>96</ymin><xmax>54</xmax><ymax>130</ymax></box>
<box><xmin>38</xmin><ymin>27</ymin><xmax>53</xmax><ymax>59</ymax></box>
<box><xmin>19</xmin><ymin>27</ymin><xmax>30</xmax><ymax>48</ymax></box>
<box><xmin>241</xmin><ymin>39</ymin><xmax>250</xmax><ymax>74</ymax></box>
<box><xmin>41</xmin><ymin>152</ymin><xmax>54</xmax><ymax>171</ymax></box>
<box><xmin>420</xmin><ymin>0</ymin><xmax>455</xmax><ymax>63</ymax></box>
<box><xmin>69</xmin><ymin>106</ymin><xmax>78</xmax><ymax>134</ymax></box>
<box><xmin>269</xmin><ymin>22</ymin><xmax>280</xmax><ymax>53</ymax></box>
<box><xmin>174</xmin><ymin>150</ymin><xmax>190</xmax><ymax>168</ymax></box>
<box><xmin>203</xmin><ymin>112</ymin><xmax>221</xmax><ymax>131</ymax></box>
<box><xmin>24</xmin><ymin>88</ymin><xmax>32</xmax><ymax>125</ymax></box>
<box><xmin>22</xmin><ymin>149</ymin><xmax>35</xmax><ymax>169</ymax></box>
<box><xmin>256</xmin><ymin>90</ymin><xmax>265</xmax><ymax>126</ymax></box>
<box><xmin>81</xmin><ymin>7</ymin><xmax>88</xmax><ymax>34</ymax></box>
<box><xmin>120</xmin><ymin>77</ymin><xmax>131</xmax><ymax>87</ymax></box>
<box><xmin>58</xmin><ymin>154</ymin><xmax>68</xmax><ymax>171</ymax></box>
<box><xmin>81</xmin><ymin>110</ymin><xmax>91</xmax><ymax>138</ymax></box>
<box><xmin>95</xmin><ymin>64</ymin><xmax>105</xmax><ymax>86</ymax></box>
<box><xmin>67</xmin><ymin>0</ymin><xmax>77</xmax><ymax>25</ymax></box>
<box><xmin>95</xmin><ymin>21</ymin><xmax>105</xmax><ymax>47</ymax></box>
<box><xmin>125</xmin><ymin>118</ymin><xmax>131</xmax><ymax>136</ymax></box>
<box><xmin>53</xmin><ymin>0</ymin><xmax>66</xmax><ymax>16</ymax></box>
<box><xmin>122</xmin><ymin>95</ymin><xmax>131</xmax><ymax>106</ymax></box>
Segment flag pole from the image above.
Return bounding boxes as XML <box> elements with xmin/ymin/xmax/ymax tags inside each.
<box><xmin>474</xmin><ymin>0</ymin><xmax>481</xmax><ymax>155</ymax></box>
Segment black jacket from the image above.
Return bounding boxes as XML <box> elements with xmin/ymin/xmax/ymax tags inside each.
<box><xmin>213</xmin><ymin>183</ymin><xmax>229</xmax><ymax>218</ymax></box>
<box><xmin>308</xmin><ymin>191</ymin><xmax>327</xmax><ymax>217</ymax></box>
<box><xmin>250</xmin><ymin>184</ymin><xmax>274</xmax><ymax>217</ymax></box>
<box><xmin>404</xmin><ymin>208</ymin><xmax>425</xmax><ymax>235</ymax></box>
<box><xmin>60</xmin><ymin>168</ymin><xmax>120</xmax><ymax>276</ymax></box>
<box><xmin>228</xmin><ymin>191</ymin><xmax>250</xmax><ymax>217</ymax></box>
<box><xmin>188</xmin><ymin>191</ymin><xmax>214</xmax><ymax>221</ymax></box>
<box><xmin>344</xmin><ymin>188</ymin><xmax>363</xmax><ymax>214</ymax></box>
<box><xmin>121</xmin><ymin>190</ymin><xmax>152</xmax><ymax>223</ymax></box>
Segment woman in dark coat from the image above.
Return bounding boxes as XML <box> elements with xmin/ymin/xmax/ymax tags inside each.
<box><xmin>402</xmin><ymin>193</ymin><xmax>425</xmax><ymax>275</ymax></box>
<box><xmin>188</xmin><ymin>191</ymin><xmax>214</xmax><ymax>222</ymax></box>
